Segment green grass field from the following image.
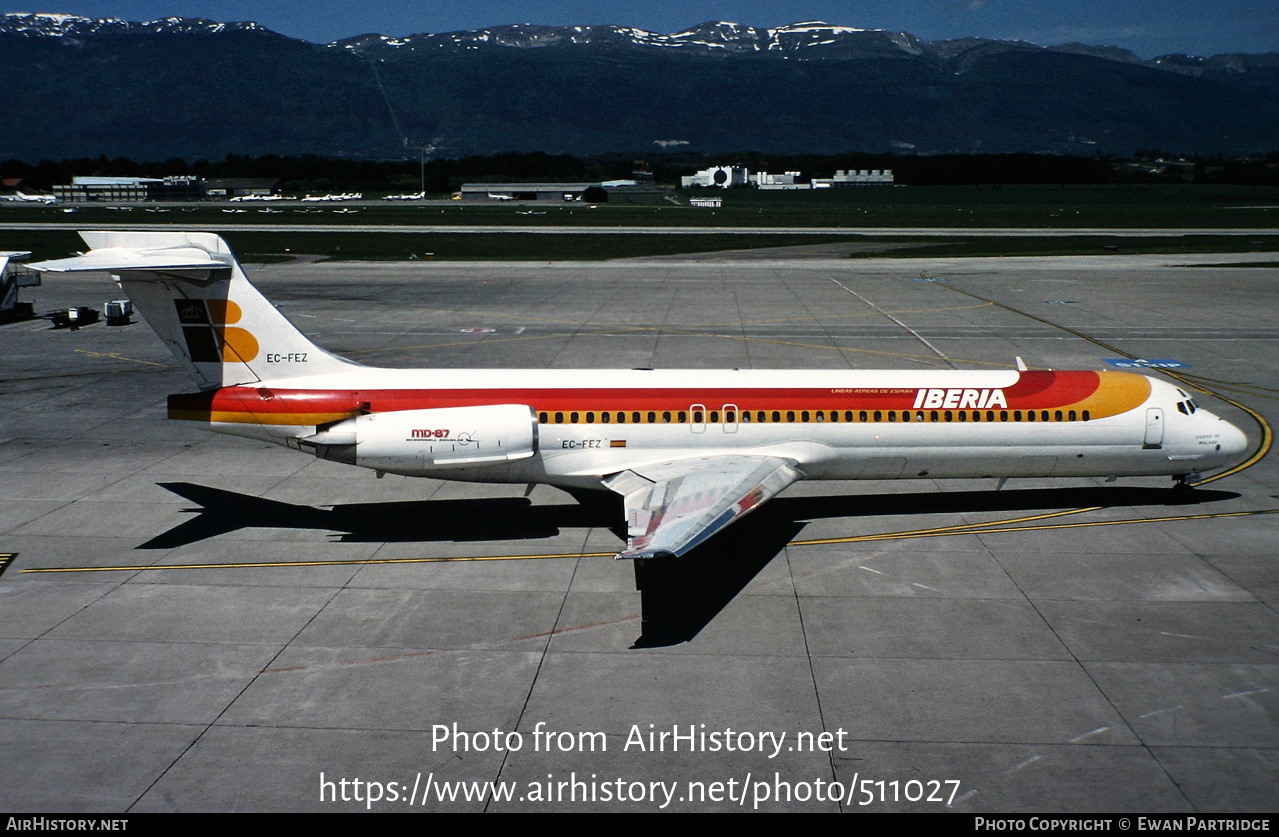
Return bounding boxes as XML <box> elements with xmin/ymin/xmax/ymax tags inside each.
<box><xmin>3</xmin><ymin>183</ymin><xmax>1278</xmax><ymax>229</ymax></box>
<box><xmin>2</xmin><ymin>184</ymin><xmax>1276</xmax><ymax>261</ymax></box>
<box><xmin>718</xmin><ymin>184</ymin><xmax>1279</xmax><ymax>229</ymax></box>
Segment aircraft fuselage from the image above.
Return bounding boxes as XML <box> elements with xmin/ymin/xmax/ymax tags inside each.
<box><xmin>169</xmin><ymin>367</ymin><xmax>1247</xmax><ymax>489</ymax></box>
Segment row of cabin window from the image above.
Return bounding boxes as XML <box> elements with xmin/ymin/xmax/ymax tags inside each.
<box><xmin>537</xmin><ymin>409</ymin><xmax>1092</xmax><ymax>424</ymax></box>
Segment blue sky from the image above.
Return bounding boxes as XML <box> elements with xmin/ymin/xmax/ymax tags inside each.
<box><xmin>11</xmin><ymin>1</ymin><xmax>1278</xmax><ymax>57</ymax></box>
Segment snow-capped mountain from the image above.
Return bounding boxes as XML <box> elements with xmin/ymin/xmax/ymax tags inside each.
<box><xmin>329</xmin><ymin>20</ymin><xmax>917</xmax><ymax>58</ymax></box>
<box><xmin>6</xmin><ymin>12</ymin><xmax>1264</xmax><ymax>72</ymax></box>
<box><xmin>322</xmin><ymin>18</ymin><xmax>1273</xmax><ymax>75</ymax></box>
<box><xmin>0</xmin><ymin>11</ymin><xmax>265</xmax><ymax>37</ymax></box>
<box><xmin>1</xmin><ymin>13</ymin><xmax>1275</xmax><ymax>160</ymax></box>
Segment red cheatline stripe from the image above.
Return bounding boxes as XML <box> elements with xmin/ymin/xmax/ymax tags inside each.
<box><xmin>172</xmin><ymin>371</ymin><xmax>1126</xmax><ymax>421</ymax></box>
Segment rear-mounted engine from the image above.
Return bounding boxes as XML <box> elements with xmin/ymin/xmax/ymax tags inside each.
<box><xmin>288</xmin><ymin>404</ymin><xmax>538</xmax><ymax>475</ymax></box>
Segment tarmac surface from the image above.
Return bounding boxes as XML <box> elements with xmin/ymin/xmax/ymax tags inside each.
<box><xmin>1</xmin><ymin>249</ymin><xmax>1276</xmax><ymax>812</ymax></box>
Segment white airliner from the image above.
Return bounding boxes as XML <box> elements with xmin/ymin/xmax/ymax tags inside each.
<box><xmin>0</xmin><ymin>191</ymin><xmax>56</xmax><ymax>204</ymax></box>
<box><xmin>31</xmin><ymin>232</ymin><xmax>1250</xmax><ymax>559</ymax></box>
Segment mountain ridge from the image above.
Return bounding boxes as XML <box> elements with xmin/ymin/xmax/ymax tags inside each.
<box><xmin>2</xmin><ymin>12</ymin><xmax>1275</xmax><ymax>161</ymax></box>
<box><xmin>4</xmin><ymin>12</ymin><xmax>1273</xmax><ymax>73</ymax></box>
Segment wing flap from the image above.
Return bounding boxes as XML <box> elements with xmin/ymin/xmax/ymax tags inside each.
<box><xmin>603</xmin><ymin>455</ymin><xmax>803</xmax><ymax>560</ymax></box>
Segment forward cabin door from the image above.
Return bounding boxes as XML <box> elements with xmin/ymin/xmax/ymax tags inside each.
<box><xmin>1144</xmin><ymin>407</ymin><xmax>1164</xmax><ymax>449</ymax></box>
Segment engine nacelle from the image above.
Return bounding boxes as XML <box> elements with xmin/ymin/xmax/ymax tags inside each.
<box><xmin>291</xmin><ymin>404</ymin><xmax>538</xmax><ymax>475</ymax></box>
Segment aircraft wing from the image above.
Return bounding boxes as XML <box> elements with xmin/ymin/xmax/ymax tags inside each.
<box><xmin>603</xmin><ymin>455</ymin><xmax>804</xmax><ymax>560</ymax></box>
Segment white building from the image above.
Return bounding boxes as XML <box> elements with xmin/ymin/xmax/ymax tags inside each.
<box><xmin>681</xmin><ymin>166</ymin><xmax>750</xmax><ymax>189</ymax></box>
<box><xmin>683</xmin><ymin>166</ymin><xmax>895</xmax><ymax>191</ymax></box>
<box><xmin>754</xmin><ymin>171</ymin><xmax>807</xmax><ymax>190</ymax></box>
<box><xmin>810</xmin><ymin>169</ymin><xmax>894</xmax><ymax>188</ymax></box>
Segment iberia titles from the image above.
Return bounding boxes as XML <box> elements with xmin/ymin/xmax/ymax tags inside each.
<box><xmin>913</xmin><ymin>388</ymin><xmax>1008</xmax><ymax>410</ymax></box>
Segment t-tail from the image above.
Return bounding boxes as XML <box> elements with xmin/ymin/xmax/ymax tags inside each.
<box><xmin>30</xmin><ymin>231</ymin><xmax>356</xmax><ymax>389</ymax></box>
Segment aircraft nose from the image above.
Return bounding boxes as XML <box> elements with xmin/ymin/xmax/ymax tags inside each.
<box><xmin>1215</xmin><ymin>418</ymin><xmax>1250</xmax><ymax>466</ymax></box>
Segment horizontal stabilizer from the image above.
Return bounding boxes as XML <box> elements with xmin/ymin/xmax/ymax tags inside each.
<box><xmin>30</xmin><ymin>247</ymin><xmax>226</xmax><ymax>275</ymax></box>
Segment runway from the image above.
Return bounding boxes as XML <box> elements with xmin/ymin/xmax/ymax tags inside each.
<box><xmin>1</xmin><ymin>251</ymin><xmax>1276</xmax><ymax>811</ymax></box>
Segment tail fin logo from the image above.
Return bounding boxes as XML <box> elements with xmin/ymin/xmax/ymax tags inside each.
<box><xmin>174</xmin><ymin>298</ymin><xmax>259</xmax><ymax>363</ymax></box>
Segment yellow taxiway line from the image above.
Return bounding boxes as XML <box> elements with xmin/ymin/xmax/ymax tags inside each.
<box><xmin>18</xmin><ymin>506</ymin><xmax>1278</xmax><ymax>574</ymax></box>
<box><xmin>20</xmin><ymin>551</ymin><xmax>616</xmax><ymax>574</ymax></box>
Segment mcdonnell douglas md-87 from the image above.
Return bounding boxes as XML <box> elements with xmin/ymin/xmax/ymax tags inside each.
<box><xmin>31</xmin><ymin>232</ymin><xmax>1249</xmax><ymax>559</ymax></box>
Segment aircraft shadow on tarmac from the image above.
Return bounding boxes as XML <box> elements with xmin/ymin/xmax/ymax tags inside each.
<box><xmin>146</xmin><ymin>482</ymin><xmax>1238</xmax><ymax>647</ymax></box>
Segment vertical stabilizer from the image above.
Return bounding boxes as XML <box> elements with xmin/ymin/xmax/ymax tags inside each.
<box><xmin>31</xmin><ymin>231</ymin><xmax>357</xmax><ymax>389</ymax></box>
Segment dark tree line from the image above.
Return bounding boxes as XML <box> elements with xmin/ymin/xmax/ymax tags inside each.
<box><xmin>3</xmin><ymin>150</ymin><xmax>1276</xmax><ymax>192</ymax></box>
